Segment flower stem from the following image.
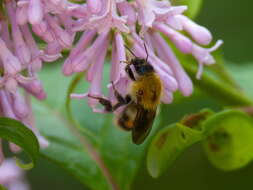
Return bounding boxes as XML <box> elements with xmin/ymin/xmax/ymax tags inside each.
<box><xmin>210</xmin><ymin>63</ymin><xmax>240</xmax><ymax>89</ymax></box>
<box><xmin>183</xmin><ymin>64</ymin><xmax>253</xmax><ymax>106</ymax></box>
<box><xmin>0</xmin><ymin>2</ymin><xmax>4</xmax><ymax>19</ymax></box>
<box><xmin>65</xmin><ymin>72</ymin><xmax>98</xmax><ymax>142</ymax></box>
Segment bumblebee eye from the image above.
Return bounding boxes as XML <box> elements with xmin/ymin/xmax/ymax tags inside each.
<box><xmin>136</xmin><ymin>65</ymin><xmax>154</xmax><ymax>75</ymax></box>
<box><xmin>139</xmin><ymin>67</ymin><xmax>146</xmax><ymax>74</ymax></box>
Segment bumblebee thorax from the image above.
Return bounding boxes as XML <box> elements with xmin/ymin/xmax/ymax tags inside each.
<box><xmin>130</xmin><ymin>73</ymin><xmax>162</xmax><ymax>109</ymax></box>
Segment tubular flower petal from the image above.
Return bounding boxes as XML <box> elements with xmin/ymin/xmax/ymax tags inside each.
<box><xmin>28</xmin><ymin>0</ymin><xmax>43</xmax><ymax>25</ymax></box>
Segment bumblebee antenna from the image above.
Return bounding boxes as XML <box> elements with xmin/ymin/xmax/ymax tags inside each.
<box><xmin>144</xmin><ymin>43</ymin><xmax>149</xmax><ymax>62</ymax></box>
<box><xmin>124</xmin><ymin>45</ymin><xmax>137</xmax><ymax>57</ymax></box>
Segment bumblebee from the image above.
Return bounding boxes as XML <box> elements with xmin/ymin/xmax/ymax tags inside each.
<box><xmin>89</xmin><ymin>45</ymin><xmax>163</xmax><ymax>144</ymax></box>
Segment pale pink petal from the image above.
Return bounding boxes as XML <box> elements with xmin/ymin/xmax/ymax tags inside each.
<box><xmin>117</xmin><ymin>1</ymin><xmax>137</xmax><ymax>25</ymax></box>
<box><xmin>161</xmin><ymin>89</ymin><xmax>173</xmax><ymax>104</ymax></box>
<box><xmin>9</xmin><ymin>143</ymin><xmax>22</xmax><ymax>153</ymax></box>
<box><xmin>11</xmin><ymin>92</ymin><xmax>29</xmax><ymax>119</ymax></box>
<box><xmin>72</xmin><ymin>32</ymin><xmax>108</xmax><ymax>73</ymax></box>
<box><xmin>192</xmin><ymin>40</ymin><xmax>223</xmax><ymax>79</ymax></box>
<box><xmin>114</xmin><ymin>32</ymin><xmax>126</xmax><ymax>79</ymax></box>
<box><xmin>62</xmin><ymin>30</ymin><xmax>96</xmax><ymax>76</ymax></box>
<box><xmin>87</xmin><ymin>0</ymin><xmax>102</xmax><ymax>14</ymax></box>
<box><xmin>151</xmin><ymin>32</ymin><xmax>193</xmax><ymax>96</ymax></box>
<box><xmin>176</xmin><ymin>15</ymin><xmax>212</xmax><ymax>45</ymax></box>
<box><xmin>87</xmin><ymin>39</ymin><xmax>109</xmax><ymax>107</ymax></box>
<box><xmin>28</xmin><ymin>0</ymin><xmax>43</xmax><ymax>25</ymax></box>
<box><xmin>154</xmin><ymin>23</ymin><xmax>193</xmax><ymax>54</ymax></box>
<box><xmin>0</xmin><ymin>159</ymin><xmax>23</xmax><ymax>184</ymax></box>
<box><xmin>16</xmin><ymin>5</ymin><xmax>28</xmax><ymax>25</ymax></box>
<box><xmin>0</xmin><ymin>38</ymin><xmax>22</xmax><ymax>75</ymax></box>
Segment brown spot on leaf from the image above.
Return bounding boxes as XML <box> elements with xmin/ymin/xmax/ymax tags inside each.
<box><xmin>155</xmin><ymin>131</ymin><xmax>169</xmax><ymax>149</ymax></box>
<box><xmin>208</xmin><ymin>143</ymin><xmax>220</xmax><ymax>152</ymax></box>
<box><xmin>180</xmin><ymin>132</ymin><xmax>186</xmax><ymax>139</ymax></box>
<box><xmin>181</xmin><ymin>111</ymin><xmax>210</xmax><ymax>129</ymax></box>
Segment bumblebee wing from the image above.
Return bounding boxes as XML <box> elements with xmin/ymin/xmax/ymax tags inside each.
<box><xmin>132</xmin><ymin>105</ymin><xmax>156</xmax><ymax>145</ymax></box>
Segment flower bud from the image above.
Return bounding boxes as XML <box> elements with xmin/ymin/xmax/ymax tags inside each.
<box><xmin>177</xmin><ymin>15</ymin><xmax>212</xmax><ymax>45</ymax></box>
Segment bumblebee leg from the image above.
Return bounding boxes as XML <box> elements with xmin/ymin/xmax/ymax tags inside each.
<box><xmin>112</xmin><ymin>102</ymin><xmax>124</xmax><ymax>111</ymax></box>
<box><xmin>112</xmin><ymin>94</ymin><xmax>132</xmax><ymax>111</ymax></box>
<box><xmin>120</xmin><ymin>60</ymin><xmax>129</xmax><ymax>64</ymax></box>
<box><xmin>125</xmin><ymin>94</ymin><xmax>132</xmax><ymax>104</ymax></box>
<box><xmin>111</xmin><ymin>81</ymin><xmax>127</xmax><ymax>103</ymax></box>
<box><xmin>110</xmin><ymin>82</ymin><xmax>130</xmax><ymax>111</ymax></box>
<box><xmin>125</xmin><ymin>65</ymin><xmax>136</xmax><ymax>81</ymax></box>
<box><xmin>111</xmin><ymin>82</ymin><xmax>132</xmax><ymax>103</ymax></box>
<box><xmin>88</xmin><ymin>95</ymin><xmax>113</xmax><ymax>112</ymax></box>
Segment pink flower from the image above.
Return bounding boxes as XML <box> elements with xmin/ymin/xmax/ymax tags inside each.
<box><xmin>28</xmin><ymin>0</ymin><xmax>44</xmax><ymax>25</ymax></box>
<box><xmin>0</xmin><ymin>159</ymin><xmax>30</xmax><ymax>190</ymax></box>
<box><xmin>67</xmin><ymin>0</ymin><xmax>222</xmax><ymax>113</ymax></box>
<box><xmin>0</xmin><ymin>0</ymin><xmax>223</xmax><ymax>155</ymax></box>
<box><xmin>0</xmin><ymin>38</ymin><xmax>22</xmax><ymax>76</ymax></box>
<box><xmin>73</xmin><ymin>0</ymin><xmax>129</xmax><ymax>33</ymax></box>
<box><xmin>135</xmin><ymin>0</ymin><xmax>187</xmax><ymax>33</ymax></box>
<box><xmin>175</xmin><ymin>15</ymin><xmax>212</xmax><ymax>45</ymax></box>
<box><xmin>0</xmin><ymin>0</ymin><xmax>50</xmax><ymax>163</ymax></box>
<box><xmin>87</xmin><ymin>0</ymin><xmax>102</xmax><ymax>14</ymax></box>
<box><xmin>6</xmin><ymin>1</ymin><xmax>31</xmax><ymax>66</ymax></box>
<box><xmin>135</xmin><ymin>0</ymin><xmax>172</xmax><ymax>27</ymax></box>
<box><xmin>192</xmin><ymin>40</ymin><xmax>224</xmax><ymax>79</ymax></box>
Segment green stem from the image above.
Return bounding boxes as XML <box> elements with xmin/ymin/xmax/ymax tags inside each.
<box><xmin>183</xmin><ymin>64</ymin><xmax>253</xmax><ymax>106</ymax></box>
<box><xmin>65</xmin><ymin>72</ymin><xmax>99</xmax><ymax>142</ymax></box>
<box><xmin>68</xmin><ymin>0</ymin><xmax>85</xmax><ymax>3</ymax></box>
<box><xmin>0</xmin><ymin>3</ymin><xmax>4</xmax><ymax>19</ymax></box>
<box><xmin>210</xmin><ymin>63</ymin><xmax>240</xmax><ymax>89</ymax></box>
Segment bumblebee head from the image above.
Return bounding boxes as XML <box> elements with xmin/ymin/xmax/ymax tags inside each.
<box><xmin>131</xmin><ymin>58</ymin><xmax>154</xmax><ymax>76</ymax></box>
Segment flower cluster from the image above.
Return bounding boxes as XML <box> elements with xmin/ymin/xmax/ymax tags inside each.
<box><xmin>0</xmin><ymin>0</ymin><xmax>66</xmax><ymax>164</ymax></box>
<box><xmin>0</xmin><ymin>0</ymin><xmax>222</xmax><ymax>167</ymax></box>
<box><xmin>67</xmin><ymin>0</ymin><xmax>223</xmax><ymax>112</ymax></box>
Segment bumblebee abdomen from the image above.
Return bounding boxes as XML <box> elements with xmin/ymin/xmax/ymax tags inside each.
<box><xmin>116</xmin><ymin>103</ymin><xmax>137</xmax><ymax>131</ymax></box>
<box><xmin>117</xmin><ymin>117</ymin><xmax>134</xmax><ymax>131</ymax></box>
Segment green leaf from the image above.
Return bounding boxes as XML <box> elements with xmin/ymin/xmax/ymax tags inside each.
<box><xmin>147</xmin><ymin>110</ymin><xmax>211</xmax><ymax>178</ymax></box>
<box><xmin>0</xmin><ymin>117</ymin><xmax>39</xmax><ymax>169</ymax></box>
<box><xmin>226</xmin><ymin>62</ymin><xmax>253</xmax><ymax>99</ymax></box>
<box><xmin>171</xmin><ymin>0</ymin><xmax>203</xmax><ymax>19</ymax></box>
<box><xmin>202</xmin><ymin>110</ymin><xmax>253</xmax><ymax>171</ymax></box>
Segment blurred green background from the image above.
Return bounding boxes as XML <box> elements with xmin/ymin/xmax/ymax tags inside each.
<box><xmin>26</xmin><ymin>0</ymin><xmax>253</xmax><ymax>189</ymax></box>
